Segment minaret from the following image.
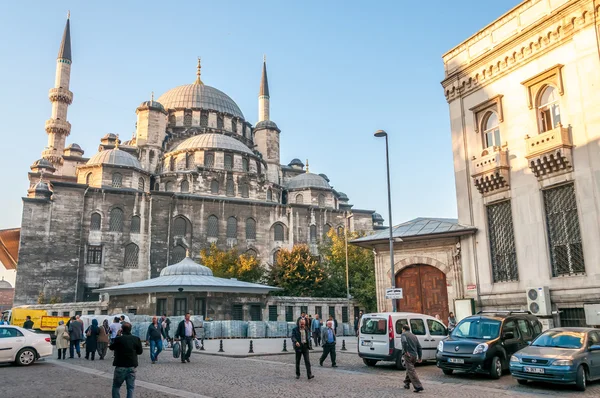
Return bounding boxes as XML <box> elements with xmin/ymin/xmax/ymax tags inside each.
<box><xmin>258</xmin><ymin>55</ymin><xmax>269</xmax><ymax>122</ymax></box>
<box><xmin>42</xmin><ymin>13</ymin><xmax>73</xmax><ymax>165</ymax></box>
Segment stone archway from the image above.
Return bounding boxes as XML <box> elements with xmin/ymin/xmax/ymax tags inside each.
<box><xmin>395</xmin><ymin>264</ymin><xmax>449</xmax><ymax>322</ymax></box>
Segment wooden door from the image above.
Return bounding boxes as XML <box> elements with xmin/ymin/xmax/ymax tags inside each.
<box><xmin>395</xmin><ymin>265</ymin><xmax>449</xmax><ymax>322</ymax></box>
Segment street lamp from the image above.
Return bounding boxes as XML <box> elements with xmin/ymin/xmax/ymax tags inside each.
<box><xmin>374</xmin><ymin>130</ymin><xmax>396</xmax><ymax>312</ymax></box>
<box><xmin>344</xmin><ymin>213</ymin><xmax>354</xmax><ymax>302</ymax></box>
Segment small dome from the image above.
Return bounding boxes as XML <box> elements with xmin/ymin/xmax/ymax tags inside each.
<box><xmin>66</xmin><ymin>143</ymin><xmax>83</xmax><ymax>151</ymax></box>
<box><xmin>137</xmin><ymin>100</ymin><xmax>166</xmax><ymax>113</ymax></box>
<box><xmin>122</xmin><ymin>137</ymin><xmax>137</xmax><ymax>146</ymax></box>
<box><xmin>372</xmin><ymin>212</ymin><xmax>384</xmax><ymax>222</ymax></box>
<box><xmin>31</xmin><ymin>158</ymin><xmax>55</xmax><ymax>170</ymax></box>
<box><xmin>28</xmin><ymin>181</ymin><xmax>53</xmax><ymax>198</ymax></box>
<box><xmin>160</xmin><ymin>256</ymin><xmax>213</xmax><ymax>277</ymax></box>
<box><xmin>288</xmin><ymin>158</ymin><xmax>304</xmax><ymax>167</ymax></box>
<box><xmin>158</xmin><ymin>84</ymin><xmax>244</xmax><ymax>119</ymax></box>
<box><xmin>102</xmin><ymin>133</ymin><xmax>118</xmax><ymax>140</ymax></box>
<box><xmin>0</xmin><ymin>278</ymin><xmax>12</xmax><ymax>289</ymax></box>
<box><xmin>286</xmin><ymin>173</ymin><xmax>331</xmax><ymax>190</ymax></box>
<box><xmin>337</xmin><ymin>191</ymin><xmax>349</xmax><ymax>200</ymax></box>
<box><xmin>87</xmin><ymin>148</ymin><xmax>142</xmax><ymax>169</ymax></box>
<box><xmin>255</xmin><ymin>120</ymin><xmax>279</xmax><ymax>131</ymax></box>
<box><xmin>318</xmin><ymin>173</ymin><xmax>330</xmax><ymax>182</ymax></box>
<box><xmin>173</xmin><ymin>133</ymin><xmax>254</xmax><ymax>155</ymax></box>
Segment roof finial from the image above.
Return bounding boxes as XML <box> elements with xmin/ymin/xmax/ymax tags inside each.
<box><xmin>115</xmin><ymin>134</ymin><xmax>120</xmax><ymax>149</ymax></box>
<box><xmin>306</xmin><ymin>159</ymin><xmax>309</xmax><ymax>173</ymax></box>
<box><xmin>195</xmin><ymin>57</ymin><xmax>203</xmax><ymax>85</ymax></box>
<box><xmin>67</xmin><ymin>10</ymin><xmax>70</xmax><ymax>19</ymax></box>
<box><xmin>263</xmin><ymin>54</ymin><xmax>266</xmax><ymax>63</ymax></box>
<box><xmin>151</xmin><ymin>91</ymin><xmax>154</xmax><ymax>102</ymax></box>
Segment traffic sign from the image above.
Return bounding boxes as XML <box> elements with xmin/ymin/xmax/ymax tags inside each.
<box><xmin>385</xmin><ymin>287</ymin><xmax>403</xmax><ymax>299</ymax></box>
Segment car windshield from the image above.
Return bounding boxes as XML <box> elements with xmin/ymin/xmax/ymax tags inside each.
<box><xmin>361</xmin><ymin>318</ymin><xmax>387</xmax><ymax>335</ymax></box>
<box><xmin>452</xmin><ymin>318</ymin><xmax>501</xmax><ymax>340</ymax></box>
<box><xmin>532</xmin><ymin>330</ymin><xmax>585</xmax><ymax>349</ymax></box>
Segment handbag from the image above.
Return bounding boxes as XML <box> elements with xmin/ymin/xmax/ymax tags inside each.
<box><xmin>62</xmin><ymin>328</ymin><xmax>70</xmax><ymax>340</ymax></box>
<box><xmin>172</xmin><ymin>341</ymin><xmax>181</xmax><ymax>358</ymax></box>
<box><xmin>86</xmin><ymin>327</ymin><xmax>91</xmax><ymax>337</ymax></box>
<box><xmin>194</xmin><ymin>338</ymin><xmax>200</xmax><ymax>350</ymax></box>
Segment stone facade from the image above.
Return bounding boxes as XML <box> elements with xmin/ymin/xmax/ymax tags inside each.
<box><xmin>0</xmin><ymin>287</ymin><xmax>14</xmax><ymax>313</ymax></box>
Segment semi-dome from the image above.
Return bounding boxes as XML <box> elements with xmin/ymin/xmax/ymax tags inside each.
<box><xmin>87</xmin><ymin>148</ymin><xmax>142</xmax><ymax>169</ymax></box>
<box><xmin>158</xmin><ymin>84</ymin><xmax>244</xmax><ymax>119</ymax></box>
<box><xmin>286</xmin><ymin>173</ymin><xmax>331</xmax><ymax>190</ymax></box>
<box><xmin>160</xmin><ymin>256</ymin><xmax>213</xmax><ymax>277</ymax></box>
<box><xmin>173</xmin><ymin>133</ymin><xmax>254</xmax><ymax>155</ymax></box>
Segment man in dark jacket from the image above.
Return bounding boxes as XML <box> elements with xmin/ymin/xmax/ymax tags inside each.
<box><xmin>401</xmin><ymin>324</ymin><xmax>424</xmax><ymax>393</ymax></box>
<box><xmin>69</xmin><ymin>316</ymin><xmax>84</xmax><ymax>358</ymax></box>
<box><xmin>175</xmin><ymin>313</ymin><xmax>196</xmax><ymax>363</ymax></box>
<box><xmin>291</xmin><ymin>318</ymin><xmax>314</xmax><ymax>380</ymax></box>
<box><xmin>23</xmin><ymin>316</ymin><xmax>34</xmax><ymax>329</ymax></box>
<box><xmin>319</xmin><ymin>320</ymin><xmax>337</xmax><ymax>367</ymax></box>
<box><xmin>110</xmin><ymin>322</ymin><xmax>143</xmax><ymax>398</ymax></box>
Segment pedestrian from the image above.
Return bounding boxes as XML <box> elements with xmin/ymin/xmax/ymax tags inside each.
<box><xmin>69</xmin><ymin>315</ymin><xmax>84</xmax><ymax>358</ymax></box>
<box><xmin>146</xmin><ymin>316</ymin><xmax>163</xmax><ymax>364</ymax></box>
<box><xmin>448</xmin><ymin>312</ymin><xmax>457</xmax><ymax>332</ymax></box>
<box><xmin>401</xmin><ymin>325</ymin><xmax>424</xmax><ymax>393</ymax></box>
<box><xmin>23</xmin><ymin>315</ymin><xmax>34</xmax><ymax>329</ymax></box>
<box><xmin>109</xmin><ymin>317</ymin><xmax>122</xmax><ymax>344</ymax></box>
<box><xmin>327</xmin><ymin>315</ymin><xmax>338</xmax><ymax>334</ymax></box>
<box><xmin>175</xmin><ymin>313</ymin><xmax>196</xmax><ymax>363</ymax></box>
<box><xmin>120</xmin><ymin>315</ymin><xmax>126</xmax><ymax>324</ymax></box>
<box><xmin>97</xmin><ymin>319</ymin><xmax>110</xmax><ymax>360</ymax></box>
<box><xmin>55</xmin><ymin>320</ymin><xmax>69</xmax><ymax>359</ymax></box>
<box><xmin>160</xmin><ymin>314</ymin><xmax>171</xmax><ymax>345</ymax></box>
<box><xmin>291</xmin><ymin>317</ymin><xmax>314</xmax><ymax>380</ymax></box>
<box><xmin>319</xmin><ymin>320</ymin><xmax>337</xmax><ymax>368</ymax></box>
<box><xmin>354</xmin><ymin>310</ymin><xmax>363</xmax><ymax>336</ymax></box>
<box><xmin>85</xmin><ymin>319</ymin><xmax>100</xmax><ymax>360</ymax></box>
<box><xmin>110</xmin><ymin>322</ymin><xmax>143</xmax><ymax>398</ymax></box>
<box><xmin>311</xmin><ymin>314</ymin><xmax>321</xmax><ymax>347</ymax></box>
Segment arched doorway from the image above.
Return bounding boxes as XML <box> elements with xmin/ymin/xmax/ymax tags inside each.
<box><xmin>395</xmin><ymin>264</ymin><xmax>449</xmax><ymax>322</ymax></box>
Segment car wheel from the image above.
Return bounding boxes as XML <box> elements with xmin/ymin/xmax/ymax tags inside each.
<box><xmin>363</xmin><ymin>359</ymin><xmax>378</xmax><ymax>367</ymax></box>
<box><xmin>442</xmin><ymin>369</ymin><xmax>454</xmax><ymax>375</ymax></box>
<box><xmin>516</xmin><ymin>379</ymin><xmax>528</xmax><ymax>385</ymax></box>
<box><xmin>575</xmin><ymin>365</ymin><xmax>586</xmax><ymax>392</ymax></box>
<box><xmin>395</xmin><ymin>354</ymin><xmax>406</xmax><ymax>370</ymax></box>
<box><xmin>16</xmin><ymin>348</ymin><xmax>36</xmax><ymax>366</ymax></box>
<box><xmin>489</xmin><ymin>356</ymin><xmax>502</xmax><ymax>379</ymax></box>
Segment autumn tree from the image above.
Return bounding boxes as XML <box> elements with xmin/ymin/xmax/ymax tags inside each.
<box><xmin>267</xmin><ymin>244</ymin><xmax>326</xmax><ymax>297</ymax></box>
<box><xmin>200</xmin><ymin>244</ymin><xmax>265</xmax><ymax>283</ymax></box>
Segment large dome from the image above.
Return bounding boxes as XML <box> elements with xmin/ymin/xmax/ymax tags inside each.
<box><xmin>173</xmin><ymin>133</ymin><xmax>254</xmax><ymax>155</ymax></box>
<box><xmin>160</xmin><ymin>257</ymin><xmax>213</xmax><ymax>277</ymax></box>
<box><xmin>157</xmin><ymin>84</ymin><xmax>244</xmax><ymax>119</ymax></box>
<box><xmin>87</xmin><ymin>149</ymin><xmax>142</xmax><ymax>169</ymax></box>
<box><xmin>286</xmin><ymin>173</ymin><xmax>331</xmax><ymax>190</ymax></box>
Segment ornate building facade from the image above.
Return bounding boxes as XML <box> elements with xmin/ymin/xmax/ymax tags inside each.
<box><xmin>14</xmin><ymin>17</ymin><xmax>381</xmax><ymax>305</ymax></box>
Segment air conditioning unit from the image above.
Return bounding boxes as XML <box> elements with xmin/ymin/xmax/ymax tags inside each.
<box><xmin>526</xmin><ymin>287</ymin><xmax>551</xmax><ymax>316</ymax></box>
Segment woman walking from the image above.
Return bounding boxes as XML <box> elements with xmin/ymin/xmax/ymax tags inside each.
<box><xmin>85</xmin><ymin>319</ymin><xmax>100</xmax><ymax>360</ymax></box>
<box><xmin>97</xmin><ymin>319</ymin><xmax>110</xmax><ymax>360</ymax></box>
<box><xmin>55</xmin><ymin>320</ymin><xmax>69</xmax><ymax>359</ymax></box>
<box><xmin>146</xmin><ymin>316</ymin><xmax>163</xmax><ymax>364</ymax></box>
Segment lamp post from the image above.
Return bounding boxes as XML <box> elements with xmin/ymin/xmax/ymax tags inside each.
<box><xmin>374</xmin><ymin>130</ymin><xmax>396</xmax><ymax>312</ymax></box>
<box><xmin>344</xmin><ymin>213</ymin><xmax>354</xmax><ymax>303</ymax></box>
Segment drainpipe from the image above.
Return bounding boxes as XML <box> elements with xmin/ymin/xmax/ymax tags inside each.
<box><xmin>75</xmin><ymin>187</ymin><xmax>90</xmax><ymax>302</ymax></box>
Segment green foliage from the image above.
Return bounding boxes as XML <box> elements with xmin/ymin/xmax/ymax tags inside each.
<box><xmin>267</xmin><ymin>245</ymin><xmax>326</xmax><ymax>297</ymax></box>
<box><xmin>200</xmin><ymin>244</ymin><xmax>265</xmax><ymax>283</ymax></box>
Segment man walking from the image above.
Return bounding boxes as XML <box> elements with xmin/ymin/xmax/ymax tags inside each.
<box><xmin>401</xmin><ymin>325</ymin><xmax>424</xmax><ymax>393</ymax></box>
<box><xmin>175</xmin><ymin>313</ymin><xmax>196</xmax><ymax>363</ymax></box>
<box><xmin>146</xmin><ymin>316</ymin><xmax>163</xmax><ymax>364</ymax></box>
<box><xmin>69</xmin><ymin>315</ymin><xmax>84</xmax><ymax>358</ymax></box>
<box><xmin>319</xmin><ymin>320</ymin><xmax>337</xmax><ymax>368</ymax></box>
<box><xmin>354</xmin><ymin>310</ymin><xmax>363</xmax><ymax>336</ymax></box>
<box><xmin>291</xmin><ymin>318</ymin><xmax>314</xmax><ymax>380</ymax></box>
<box><xmin>109</xmin><ymin>317</ymin><xmax>122</xmax><ymax>344</ymax></box>
<box><xmin>311</xmin><ymin>314</ymin><xmax>321</xmax><ymax>347</ymax></box>
<box><xmin>23</xmin><ymin>316</ymin><xmax>34</xmax><ymax>329</ymax></box>
<box><xmin>160</xmin><ymin>314</ymin><xmax>171</xmax><ymax>344</ymax></box>
<box><xmin>110</xmin><ymin>322</ymin><xmax>143</xmax><ymax>398</ymax></box>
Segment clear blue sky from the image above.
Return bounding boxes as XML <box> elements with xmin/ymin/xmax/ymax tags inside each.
<box><xmin>0</xmin><ymin>0</ymin><xmax>520</xmax><ymax>231</ymax></box>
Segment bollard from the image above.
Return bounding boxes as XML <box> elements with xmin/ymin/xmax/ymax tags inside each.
<box><xmin>341</xmin><ymin>339</ymin><xmax>347</xmax><ymax>351</ymax></box>
<box><xmin>249</xmin><ymin>340</ymin><xmax>254</xmax><ymax>354</ymax></box>
<box><xmin>282</xmin><ymin>339</ymin><xmax>288</xmax><ymax>352</ymax></box>
<box><xmin>218</xmin><ymin>339</ymin><xmax>224</xmax><ymax>353</ymax></box>
<box><xmin>200</xmin><ymin>337</ymin><xmax>205</xmax><ymax>351</ymax></box>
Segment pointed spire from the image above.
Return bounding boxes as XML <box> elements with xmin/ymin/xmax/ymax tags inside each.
<box><xmin>306</xmin><ymin>159</ymin><xmax>309</xmax><ymax>173</ymax></box>
<box><xmin>194</xmin><ymin>57</ymin><xmax>203</xmax><ymax>85</ymax></box>
<box><xmin>151</xmin><ymin>91</ymin><xmax>154</xmax><ymax>102</ymax></box>
<box><xmin>57</xmin><ymin>13</ymin><xmax>72</xmax><ymax>61</ymax></box>
<box><xmin>259</xmin><ymin>55</ymin><xmax>269</xmax><ymax>97</ymax></box>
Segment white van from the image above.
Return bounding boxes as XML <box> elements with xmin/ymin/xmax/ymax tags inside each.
<box><xmin>358</xmin><ymin>312</ymin><xmax>448</xmax><ymax>370</ymax></box>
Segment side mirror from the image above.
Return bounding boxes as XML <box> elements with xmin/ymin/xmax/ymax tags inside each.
<box><xmin>589</xmin><ymin>345</ymin><xmax>600</xmax><ymax>352</ymax></box>
<box><xmin>526</xmin><ymin>341</ymin><xmax>532</xmax><ymax>345</ymax></box>
<box><xmin>503</xmin><ymin>332</ymin><xmax>515</xmax><ymax>340</ymax></box>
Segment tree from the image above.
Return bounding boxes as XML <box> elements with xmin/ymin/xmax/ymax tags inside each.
<box><xmin>267</xmin><ymin>244</ymin><xmax>326</xmax><ymax>297</ymax></box>
<box><xmin>200</xmin><ymin>244</ymin><xmax>265</xmax><ymax>283</ymax></box>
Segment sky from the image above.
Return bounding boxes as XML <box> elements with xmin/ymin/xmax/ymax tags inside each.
<box><xmin>0</xmin><ymin>0</ymin><xmax>521</xmax><ymax>280</ymax></box>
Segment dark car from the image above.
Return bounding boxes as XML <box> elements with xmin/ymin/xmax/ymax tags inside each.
<box><xmin>436</xmin><ymin>311</ymin><xmax>543</xmax><ymax>379</ymax></box>
<box><xmin>510</xmin><ymin>327</ymin><xmax>600</xmax><ymax>391</ymax></box>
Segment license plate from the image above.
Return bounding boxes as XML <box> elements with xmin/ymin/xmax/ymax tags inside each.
<box><xmin>449</xmin><ymin>358</ymin><xmax>464</xmax><ymax>364</ymax></box>
<box><xmin>361</xmin><ymin>341</ymin><xmax>372</xmax><ymax>347</ymax></box>
<box><xmin>524</xmin><ymin>367</ymin><xmax>545</xmax><ymax>374</ymax></box>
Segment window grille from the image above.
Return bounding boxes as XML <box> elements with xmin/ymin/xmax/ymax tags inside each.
<box><xmin>323</xmin><ymin>224</ymin><xmax>331</xmax><ymax>239</ymax></box>
<box><xmin>315</xmin><ymin>306</ymin><xmax>322</xmax><ymax>319</ymax></box>
<box><xmin>543</xmin><ymin>183</ymin><xmax>585</xmax><ymax>276</ymax></box>
<box><xmin>329</xmin><ymin>306</ymin><xmax>336</xmax><ymax>319</ymax></box>
<box><xmin>112</xmin><ymin>173</ymin><xmax>123</xmax><ymax>188</ymax></box>
<box><xmin>273</xmin><ymin>250</ymin><xmax>280</xmax><ymax>265</ymax></box>
<box><xmin>165</xmin><ymin>181</ymin><xmax>174</xmax><ymax>192</ymax></box>
<box><xmin>156</xmin><ymin>299</ymin><xmax>167</xmax><ymax>316</ymax></box>
<box><xmin>232</xmin><ymin>304</ymin><xmax>244</xmax><ymax>321</ymax></box>
<box><xmin>169</xmin><ymin>157</ymin><xmax>176</xmax><ymax>171</ymax></box>
<box><xmin>227</xmin><ymin>217</ymin><xmax>238</xmax><ymax>239</ymax></box>
<box><xmin>90</xmin><ymin>213</ymin><xmax>101</xmax><ymax>231</ymax></box>
<box><xmin>109</xmin><ymin>208</ymin><xmax>124</xmax><ymax>232</ymax></box>
<box><xmin>300</xmin><ymin>306</ymin><xmax>308</xmax><ymax>314</ymax></box>
<box><xmin>245</xmin><ymin>249</ymin><xmax>257</xmax><ymax>258</ymax></box>
<box><xmin>274</xmin><ymin>224</ymin><xmax>284</xmax><ymax>241</ymax></box>
<box><xmin>242</xmin><ymin>158</ymin><xmax>249</xmax><ymax>172</ymax></box>
<box><xmin>224</xmin><ymin>154</ymin><xmax>233</xmax><ymax>170</ymax></box>
<box><xmin>487</xmin><ymin>201</ymin><xmax>519</xmax><ymax>282</ymax></box>
<box><xmin>310</xmin><ymin>225</ymin><xmax>317</xmax><ymax>243</ymax></box>
<box><xmin>241</xmin><ymin>183</ymin><xmax>249</xmax><ymax>198</ymax></box>
<box><xmin>185</xmin><ymin>153</ymin><xmax>193</xmax><ymax>169</ymax></box>
<box><xmin>342</xmin><ymin>307</ymin><xmax>349</xmax><ymax>323</ymax></box>
<box><xmin>181</xmin><ymin>180</ymin><xmax>189</xmax><ymax>193</ymax></box>
<box><xmin>250</xmin><ymin>304</ymin><xmax>262</xmax><ymax>321</ymax></box>
<box><xmin>246</xmin><ymin>218</ymin><xmax>256</xmax><ymax>240</ymax></box>
<box><xmin>207</xmin><ymin>215</ymin><xmax>219</xmax><ymax>238</ymax></box>
<box><xmin>267</xmin><ymin>189</ymin><xmax>272</xmax><ymax>201</ymax></box>
<box><xmin>217</xmin><ymin>114</ymin><xmax>224</xmax><ymax>129</ymax></box>
<box><xmin>174</xmin><ymin>298</ymin><xmax>186</xmax><ymax>316</ymax></box>
<box><xmin>87</xmin><ymin>245</ymin><xmax>102</xmax><ymax>264</ymax></box>
<box><xmin>124</xmin><ymin>243</ymin><xmax>139</xmax><ymax>268</ymax></box>
<box><xmin>268</xmin><ymin>305</ymin><xmax>278</xmax><ymax>321</ymax></box>
<box><xmin>86</xmin><ymin>173</ymin><xmax>92</xmax><ymax>185</ymax></box>
<box><xmin>210</xmin><ymin>180</ymin><xmax>219</xmax><ymax>194</ymax></box>
<box><xmin>318</xmin><ymin>194</ymin><xmax>325</xmax><ymax>207</ymax></box>
<box><xmin>184</xmin><ymin>111</ymin><xmax>192</xmax><ymax>127</ymax></box>
<box><xmin>204</xmin><ymin>152</ymin><xmax>214</xmax><ymax>168</ymax></box>
<box><xmin>226</xmin><ymin>178</ymin><xmax>235</xmax><ymax>196</ymax></box>
<box><xmin>138</xmin><ymin>178</ymin><xmax>145</xmax><ymax>192</ymax></box>
<box><xmin>295</xmin><ymin>194</ymin><xmax>304</xmax><ymax>204</ymax></box>
<box><xmin>559</xmin><ymin>308</ymin><xmax>587</xmax><ymax>327</ymax></box>
<box><xmin>337</xmin><ymin>226</ymin><xmax>344</xmax><ymax>236</ymax></box>
<box><xmin>130</xmin><ymin>216</ymin><xmax>141</xmax><ymax>234</ymax></box>
<box><xmin>285</xmin><ymin>306</ymin><xmax>293</xmax><ymax>322</ymax></box>
<box><xmin>231</xmin><ymin>118</ymin><xmax>237</xmax><ymax>133</ymax></box>
<box><xmin>171</xmin><ymin>245</ymin><xmax>186</xmax><ymax>264</ymax></box>
<box><xmin>168</xmin><ymin>114</ymin><xmax>176</xmax><ymax>126</ymax></box>
<box><xmin>200</xmin><ymin>111</ymin><xmax>208</xmax><ymax>127</ymax></box>
<box><xmin>173</xmin><ymin>217</ymin><xmax>187</xmax><ymax>236</ymax></box>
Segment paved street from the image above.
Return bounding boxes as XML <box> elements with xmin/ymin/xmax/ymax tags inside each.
<box><xmin>1</xmin><ymin>345</ymin><xmax>599</xmax><ymax>398</ymax></box>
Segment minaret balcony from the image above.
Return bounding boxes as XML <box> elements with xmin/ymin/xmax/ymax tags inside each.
<box><xmin>45</xmin><ymin>119</ymin><xmax>71</xmax><ymax>136</ymax></box>
<box><xmin>48</xmin><ymin>87</ymin><xmax>73</xmax><ymax>104</ymax></box>
<box><xmin>471</xmin><ymin>146</ymin><xmax>510</xmax><ymax>195</ymax></box>
<box><xmin>525</xmin><ymin>126</ymin><xmax>573</xmax><ymax>179</ymax></box>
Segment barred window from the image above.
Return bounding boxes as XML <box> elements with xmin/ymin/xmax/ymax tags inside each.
<box><xmin>217</xmin><ymin>114</ymin><xmax>224</xmax><ymax>129</ymax></box>
<box><xmin>185</xmin><ymin>153</ymin><xmax>193</xmax><ymax>169</ymax></box>
<box><xmin>487</xmin><ymin>201</ymin><xmax>518</xmax><ymax>282</ymax></box>
<box><xmin>86</xmin><ymin>173</ymin><xmax>92</xmax><ymax>185</ymax></box>
<box><xmin>184</xmin><ymin>111</ymin><xmax>192</xmax><ymax>127</ymax></box>
<box><xmin>200</xmin><ymin>110</ymin><xmax>208</xmax><ymax>127</ymax></box>
<box><xmin>173</xmin><ymin>217</ymin><xmax>187</xmax><ymax>236</ymax></box>
<box><xmin>246</xmin><ymin>249</ymin><xmax>257</xmax><ymax>258</ymax></box>
<box><xmin>310</xmin><ymin>225</ymin><xmax>317</xmax><ymax>243</ymax></box>
<box><xmin>87</xmin><ymin>245</ymin><xmax>102</xmax><ymax>264</ymax></box>
<box><xmin>318</xmin><ymin>194</ymin><xmax>325</xmax><ymax>207</ymax></box>
<box><xmin>112</xmin><ymin>173</ymin><xmax>123</xmax><ymax>188</ymax></box>
<box><xmin>171</xmin><ymin>245</ymin><xmax>186</xmax><ymax>264</ymax></box>
<box><xmin>204</xmin><ymin>152</ymin><xmax>214</xmax><ymax>168</ymax></box>
<box><xmin>295</xmin><ymin>194</ymin><xmax>304</xmax><ymax>204</ymax></box>
<box><xmin>274</xmin><ymin>224</ymin><xmax>284</xmax><ymax>241</ymax></box>
<box><xmin>240</xmin><ymin>183</ymin><xmax>249</xmax><ymax>198</ymax></box>
<box><xmin>109</xmin><ymin>208</ymin><xmax>124</xmax><ymax>232</ymax></box>
<box><xmin>224</xmin><ymin>154</ymin><xmax>233</xmax><ymax>170</ymax></box>
<box><xmin>138</xmin><ymin>178</ymin><xmax>145</xmax><ymax>192</ymax></box>
<box><xmin>268</xmin><ymin>305</ymin><xmax>278</xmax><ymax>321</ymax></box>
<box><xmin>337</xmin><ymin>226</ymin><xmax>344</xmax><ymax>237</ymax></box>
<box><xmin>226</xmin><ymin>217</ymin><xmax>237</xmax><ymax>239</ymax></box>
<box><xmin>165</xmin><ymin>181</ymin><xmax>174</xmax><ymax>192</ymax></box>
<box><xmin>130</xmin><ymin>216</ymin><xmax>141</xmax><ymax>234</ymax></box>
<box><xmin>90</xmin><ymin>213</ymin><xmax>101</xmax><ymax>231</ymax></box>
<box><xmin>207</xmin><ymin>215</ymin><xmax>219</xmax><ymax>238</ymax></box>
<box><xmin>231</xmin><ymin>118</ymin><xmax>237</xmax><ymax>133</ymax></box>
<box><xmin>543</xmin><ymin>183</ymin><xmax>585</xmax><ymax>276</ymax></box>
<box><xmin>267</xmin><ymin>189</ymin><xmax>272</xmax><ymax>201</ymax></box>
<box><xmin>124</xmin><ymin>243</ymin><xmax>139</xmax><ymax>268</ymax></box>
<box><xmin>246</xmin><ymin>218</ymin><xmax>256</xmax><ymax>240</ymax></box>
<box><xmin>226</xmin><ymin>178</ymin><xmax>235</xmax><ymax>196</ymax></box>
<box><xmin>169</xmin><ymin>157</ymin><xmax>176</xmax><ymax>171</ymax></box>
<box><xmin>242</xmin><ymin>158</ymin><xmax>249</xmax><ymax>172</ymax></box>
<box><xmin>211</xmin><ymin>180</ymin><xmax>219</xmax><ymax>194</ymax></box>
<box><xmin>181</xmin><ymin>180</ymin><xmax>189</xmax><ymax>193</ymax></box>
<box><xmin>323</xmin><ymin>224</ymin><xmax>331</xmax><ymax>239</ymax></box>
<box><xmin>168</xmin><ymin>114</ymin><xmax>176</xmax><ymax>126</ymax></box>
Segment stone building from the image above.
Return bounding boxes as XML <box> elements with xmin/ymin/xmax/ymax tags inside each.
<box><xmin>14</xmin><ymin>16</ymin><xmax>379</xmax><ymax>305</ymax></box>
<box><xmin>0</xmin><ymin>278</ymin><xmax>14</xmax><ymax>313</ymax></box>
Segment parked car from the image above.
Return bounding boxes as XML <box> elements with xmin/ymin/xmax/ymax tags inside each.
<box><xmin>0</xmin><ymin>325</ymin><xmax>53</xmax><ymax>366</ymax></box>
<box><xmin>358</xmin><ymin>312</ymin><xmax>448</xmax><ymax>370</ymax></box>
<box><xmin>436</xmin><ymin>311</ymin><xmax>543</xmax><ymax>379</ymax></box>
<box><xmin>510</xmin><ymin>327</ymin><xmax>600</xmax><ymax>391</ymax></box>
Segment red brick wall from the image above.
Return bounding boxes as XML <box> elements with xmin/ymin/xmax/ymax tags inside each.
<box><xmin>0</xmin><ymin>288</ymin><xmax>14</xmax><ymax>312</ymax></box>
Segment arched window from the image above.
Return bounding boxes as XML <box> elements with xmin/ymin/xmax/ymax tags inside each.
<box><xmin>231</xmin><ymin>118</ymin><xmax>238</xmax><ymax>133</ymax></box>
<box><xmin>181</xmin><ymin>180</ymin><xmax>189</xmax><ymax>193</ymax></box>
<box><xmin>274</xmin><ymin>224</ymin><xmax>284</xmax><ymax>241</ymax></box>
<box><xmin>112</xmin><ymin>173</ymin><xmax>123</xmax><ymax>188</ymax></box>
<box><xmin>224</xmin><ymin>154</ymin><xmax>233</xmax><ymax>170</ymax></box>
<box><xmin>90</xmin><ymin>213</ymin><xmax>101</xmax><ymax>231</ymax></box>
<box><xmin>165</xmin><ymin>181</ymin><xmax>174</xmax><ymax>192</ymax></box>
<box><xmin>211</xmin><ymin>180</ymin><xmax>219</xmax><ymax>194</ymax></box>
<box><xmin>272</xmin><ymin>250</ymin><xmax>280</xmax><ymax>265</ymax></box>
<box><xmin>226</xmin><ymin>178</ymin><xmax>235</xmax><ymax>196</ymax></box>
<box><xmin>226</xmin><ymin>217</ymin><xmax>237</xmax><ymax>239</ymax></box>
<box><xmin>207</xmin><ymin>215</ymin><xmax>219</xmax><ymax>238</ymax></box>
<box><xmin>204</xmin><ymin>152</ymin><xmax>214</xmax><ymax>168</ymax></box>
<box><xmin>200</xmin><ymin>110</ymin><xmax>209</xmax><ymax>127</ymax></box>
<box><xmin>185</xmin><ymin>153</ymin><xmax>193</xmax><ymax>169</ymax></box>
<box><xmin>169</xmin><ymin>157</ymin><xmax>176</xmax><ymax>172</ymax></box>
<box><xmin>246</xmin><ymin>218</ymin><xmax>256</xmax><ymax>240</ymax></box>
<box><xmin>171</xmin><ymin>245</ymin><xmax>186</xmax><ymax>264</ymax></box>
<box><xmin>184</xmin><ymin>111</ymin><xmax>192</xmax><ymax>127</ymax></box>
<box><xmin>109</xmin><ymin>208</ymin><xmax>124</xmax><ymax>232</ymax></box>
<box><xmin>245</xmin><ymin>249</ymin><xmax>257</xmax><ymax>258</ymax></box>
<box><xmin>240</xmin><ymin>183</ymin><xmax>249</xmax><ymax>198</ymax></box>
<box><xmin>85</xmin><ymin>173</ymin><xmax>92</xmax><ymax>185</ymax></box>
<box><xmin>124</xmin><ymin>243</ymin><xmax>139</xmax><ymax>268</ymax></box>
<box><xmin>173</xmin><ymin>217</ymin><xmax>187</xmax><ymax>236</ymax></box>
<box><xmin>318</xmin><ymin>194</ymin><xmax>326</xmax><ymax>207</ymax></box>
<box><xmin>154</xmin><ymin>182</ymin><xmax>160</xmax><ymax>191</ymax></box>
<box><xmin>310</xmin><ymin>225</ymin><xmax>317</xmax><ymax>243</ymax></box>
<box><xmin>337</xmin><ymin>226</ymin><xmax>345</xmax><ymax>237</ymax></box>
<box><xmin>138</xmin><ymin>178</ymin><xmax>145</xmax><ymax>192</ymax></box>
<box><xmin>538</xmin><ymin>86</ymin><xmax>561</xmax><ymax>133</ymax></box>
<box><xmin>482</xmin><ymin>111</ymin><xmax>501</xmax><ymax>148</ymax></box>
<box><xmin>242</xmin><ymin>158</ymin><xmax>249</xmax><ymax>172</ymax></box>
<box><xmin>323</xmin><ymin>224</ymin><xmax>331</xmax><ymax>239</ymax></box>
<box><xmin>130</xmin><ymin>216</ymin><xmax>141</xmax><ymax>234</ymax></box>
<box><xmin>149</xmin><ymin>150</ymin><xmax>155</xmax><ymax>165</ymax></box>
<box><xmin>217</xmin><ymin>114</ymin><xmax>224</xmax><ymax>129</ymax></box>
<box><xmin>267</xmin><ymin>189</ymin><xmax>272</xmax><ymax>201</ymax></box>
<box><xmin>295</xmin><ymin>194</ymin><xmax>304</xmax><ymax>204</ymax></box>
